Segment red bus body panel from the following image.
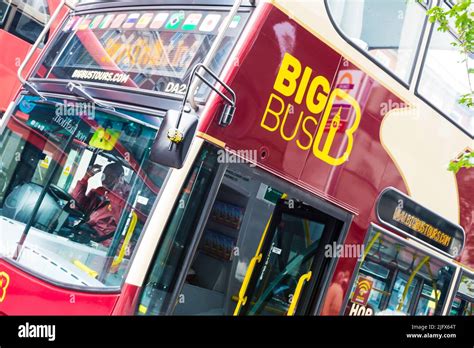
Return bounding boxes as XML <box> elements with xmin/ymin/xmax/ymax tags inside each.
<box><xmin>0</xmin><ymin>259</ymin><xmax>119</xmax><ymax>315</ymax></box>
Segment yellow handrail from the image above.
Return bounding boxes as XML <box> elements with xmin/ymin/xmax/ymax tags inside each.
<box><xmin>233</xmin><ymin>193</ymin><xmax>287</xmax><ymax>316</ymax></box>
<box><xmin>233</xmin><ymin>253</ymin><xmax>262</xmax><ymax>315</ymax></box>
<box><xmin>73</xmin><ymin>260</ymin><xmax>98</xmax><ymax>278</ymax></box>
<box><xmin>397</xmin><ymin>255</ymin><xmax>430</xmax><ymax>311</ymax></box>
<box><xmin>287</xmin><ymin>271</ymin><xmax>312</xmax><ymax>316</ymax></box>
<box><xmin>112</xmin><ymin>211</ymin><xmax>138</xmax><ymax>267</ymax></box>
<box><xmin>424</xmin><ymin>260</ymin><xmax>440</xmax><ymax>312</ymax></box>
<box><xmin>361</xmin><ymin>232</ymin><xmax>381</xmax><ymax>263</ymax></box>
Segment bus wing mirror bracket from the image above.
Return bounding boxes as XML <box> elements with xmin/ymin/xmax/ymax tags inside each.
<box><xmin>149</xmin><ymin>108</ymin><xmax>198</xmax><ymax>169</ymax></box>
<box><xmin>150</xmin><ymin>63</ymin><xmax>236</xmax><ymax>169</ymax></box>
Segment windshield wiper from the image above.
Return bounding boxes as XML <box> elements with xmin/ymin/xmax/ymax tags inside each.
<box><xmin>67</xmin><ymin>82</ymin><xmax>116</xmax><ymax>111</ymax></box>
<box><xmin>24</xmin><ymin>82</ymin><xmax>46</xmax><ymax>101</ymax></box>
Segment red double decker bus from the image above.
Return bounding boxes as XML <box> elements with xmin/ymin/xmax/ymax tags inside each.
<box><xmin>0</xmin><ymin>0</ymin><xmax>69</xmax><ymax>116</ymax></box>
<box><xmin>0</xmin><ymin>0</ymin><xmax>472</xmax><ymax>316</ymax></box>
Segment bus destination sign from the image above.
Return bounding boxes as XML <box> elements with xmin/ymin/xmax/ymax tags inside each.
<box><xmin>376</xmin><ymin>188</ymin><xmax>465</xmax><ymax>258</ymax></box>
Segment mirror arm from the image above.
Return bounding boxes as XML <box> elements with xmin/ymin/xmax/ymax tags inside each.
<box><xmin>187</xmin><ymin>0</ymin><xmax>244</xmax><ymax>110</ymax></box>
<box><xmin>168</xmin><ymin>63</ymin><xmax>236</xmax><ymax>150</ymax></box>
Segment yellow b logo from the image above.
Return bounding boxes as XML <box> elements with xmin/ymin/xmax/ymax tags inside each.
<box><xmin>0</xmin><ymin>271</ymin><xmax>10</xmax><ymax>302</ymax></box>
<box><xmin>313</xmin><ymin>88</ymin><xmax>361</xmax><ymax>166</ymax></box>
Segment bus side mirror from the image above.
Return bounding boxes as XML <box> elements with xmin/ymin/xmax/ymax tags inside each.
<box><xmin>149</xmin><ymin>63</ymin><xmax>236</xmax><ymax>169</ymax></box>
<box><xmin>149</xmin><ymin>108</ymin><xmax>198</xmax><ymax>169</ymax></box>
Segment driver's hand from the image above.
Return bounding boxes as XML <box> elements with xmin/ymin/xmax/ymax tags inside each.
<box><xmin>85</xmin><ymin>164</ymin><xmax>102</xmax><ymax>179</ymax></box>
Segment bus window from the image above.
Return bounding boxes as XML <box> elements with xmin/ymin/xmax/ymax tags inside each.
<box><xmin>345</xmin><ymin>228</ymin><xmax>455</xmax><ymax>316</ymax></box>
<box><xmin>417</xmin><ymin>22</ymin><xmax>473</xmax><ymax>136</ymax></box>
<box><xmin>33</xmin><ymin>10</ymin><xmax>250</xmax><ymax>99</ymax></box>
<box><xmin>415</xmin><ymin>283</ymin><xmax>440</xmax><ymax>315</ymax></box>
<box><xmin>326</xmin><ymin>0</ymin><xmax>427</xmax><ymax>84</ymax></box>
<box><xmin>0</xmin><ymin>95</ymin><xmax>169</xmax><ymax>288</ymax></box>
<box><xmin>359</xmin><ymin>260</ymin><xmax>390</xmax><ymax>309</ymax></box>
<box><xmin>0</xmin><ymin>0</ymin><xmax>50</xmax><ymax>44</ymax></box>
<box><xmin>449</xmin><ymin>273</ymin><xmax>474</xmax><ymax>316</ymax></box>
<box><xmin>138</xmin><ymin>145</ymin><xmax>345</xmax><ymax>316</ymax></box>
<box><xmin>0</xmin><ymin>1</ymin><xmax>11</xmax><ymax>26</ymax></box>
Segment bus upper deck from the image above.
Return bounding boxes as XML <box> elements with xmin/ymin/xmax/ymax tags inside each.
<box><xmin>0</xmin><ymin>0</ymin><xmax>471</xmax><ymax>316</ymax></box>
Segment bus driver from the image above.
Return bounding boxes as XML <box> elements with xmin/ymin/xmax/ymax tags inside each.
<box><xmin>69</xmin><ymin>162</ymin><xmax>127</xmax><ymax>246</ymax></box>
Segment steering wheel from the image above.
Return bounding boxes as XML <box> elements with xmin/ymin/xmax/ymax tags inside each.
<box><xmin>47</xmin><ymin>184</ymin><xmax>86</xmax><ymax>219</ymax></box>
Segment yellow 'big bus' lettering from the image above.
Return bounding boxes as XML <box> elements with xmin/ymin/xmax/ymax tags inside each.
<box><xmin>261</xmin><ymin>52</ymin><xmax>361</xmax><ymax>166</ymax></box>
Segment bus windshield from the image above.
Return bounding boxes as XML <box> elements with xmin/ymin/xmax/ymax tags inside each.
<box><xmin>33</xmin><ymin>9</ymin><xmax>249</xmax><ymax>98</ymax></box>
<box><xmin>0</xmin><ymin>95</ymin><xmax>169</xmax><ymax>288</ymax></box>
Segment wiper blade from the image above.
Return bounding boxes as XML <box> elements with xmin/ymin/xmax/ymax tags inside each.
<box><xmin>67</xmin><ymin>82</ymin><xmax>115</xmax><ymax>111</ymax></box>
<box><xmin>24</xmin><ymin>82</ymin><xmax>46</xmax><ymax>100</ymax></box>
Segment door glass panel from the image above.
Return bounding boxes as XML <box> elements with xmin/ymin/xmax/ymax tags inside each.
<box><xmin>244</xmin><ymin>213</ymin><xmax>325</xmax><ymax>315</ymax></box>
<box><xmin>138</xmin><ymin>144</ymin><xmax>221</xmax><ymax>315</ymax></box>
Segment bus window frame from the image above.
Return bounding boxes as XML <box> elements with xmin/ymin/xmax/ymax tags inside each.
<box><xmin>138</xmin><ymin>144</ymin><xmax>354</xmax><ymax>316</ymax></box>
<box><xmin>324</xmin><ymin>0</ymin><xmax>431</xmax><ymax>89</ymax></box>
<box><xmin>0</xmin><ymin>90</ymin><xmax>173</xmax><ymax>294</ymax></box>
<box><xmin>414</xmin><ymin>0</ymin><xmax>474</xmax><ymax>138</ymax></box>
<box><xmin>0</xmin><ymin>0</ymin><xmax>12</xmax><ymax>27</ymax></box>
<box><xmin>444</xmin><ymin>267</ymin><xmax>474</xmax><ymax>315</ymax></box>
<box><xmin>341</xmin><ymin>223</ymin><xmax>460</xmax><ymax>315</ymax></box>
<box><xmin>28</xmin><ymin>4</ymin><xmax>254</xmax><ymax>106</ymax></box>
<box><xmin>0</xmin><ymin>0</ymin><xmax>50</xmax><ymax>45</ymax></box>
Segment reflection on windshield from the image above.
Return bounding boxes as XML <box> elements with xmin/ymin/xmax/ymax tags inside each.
<box><xmin>0</xmin><ymin>95</ymin><xmax>169</xmax><ymax>288</ymax></box>
<box><xmin>34</xmin><ymin>10</ymin><xmax>249</xmax><ymax>97</ymax></box>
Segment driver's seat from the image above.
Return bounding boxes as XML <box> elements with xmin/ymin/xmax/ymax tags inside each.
<box><xmin>3</xmin><ymin>182</ymin><xmax>62</xmax><ymax>232</ymax></box>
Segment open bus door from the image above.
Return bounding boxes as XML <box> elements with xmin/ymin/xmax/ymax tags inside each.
<box><xmin>233</xmin><ymin>196</ymin><xmax>341</xmax><ymax>316</ymax></box>
<box><xmin>137</xmin><ymin>152</ymin><xmax>350</xmax><ymax>316</ymax></box>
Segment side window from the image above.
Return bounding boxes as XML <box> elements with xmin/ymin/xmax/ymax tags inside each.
<box><xmin>417</xmin><ymin>8</ymin><xmax>473</xmax><ymax>136</ymax></box>
<box><xmin>0</xmin><ymin>0</ymin><xmax>12</xmax><ymax>26</ymax></box>
<box><xmin>448</xmin><ymin>272</ymin><xmax>474</xmax><ymax>316</ymax></box>
<box><xmin>326</xmin><ymin>0</ymin><xmax>427</xmax><ymax>84</ymax></box>
<box><xmin>344</xmin><ymin>228</ymin><xmax>455</xmax><ymax>316</ymax></box>
<box><xmin>0</xmin><ymin>0</ymin><xmax>50</xmax><ymax>44</ymax></box>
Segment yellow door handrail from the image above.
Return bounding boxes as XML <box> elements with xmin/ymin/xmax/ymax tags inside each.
<box><xmin>287</xmin><ymin>271</ymin><xmax>312</xmax><ymax>316</ymax></box>
<box><xmin>397</xmin><ymin>255</ymin><xmax>430</xmax><ymax>311</ymax></box>
<box><xmin>233</xmin><ymin>253</ymin><xmax>262</xmax><ymax>315</ymax></box>
<box><xmin>233</xmin><ymin>193</ymin><xmax>288</xmax><ymax>316</ymax></box>
<box><xmin>112</xmin><ymin>210</ymin><xmax>138</xmax><ymax>267</ymax></box>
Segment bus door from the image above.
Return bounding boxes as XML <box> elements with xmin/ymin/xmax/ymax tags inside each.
<box><xmin>234</xmin><ymin>198</ymin><xmax>340</xmax><ymax>316</ymax></box>
<box><xmin>137</xmin><ymin>144</ymin><xmax>349</xmax><ymax>316</ymax></box>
